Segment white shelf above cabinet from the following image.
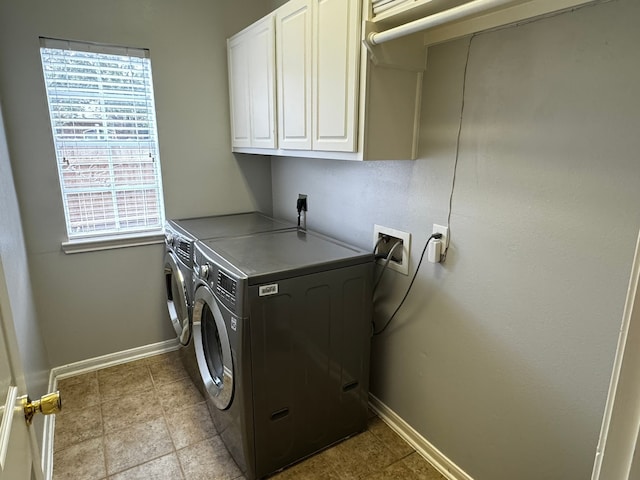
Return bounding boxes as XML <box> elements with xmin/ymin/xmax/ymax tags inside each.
<box><xmin>371</xmin><ymin>0</ymin><xmax>471</xmax><ymax>26</ymax></box>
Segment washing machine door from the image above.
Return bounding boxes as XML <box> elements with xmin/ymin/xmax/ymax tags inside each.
<box><xmin>164</xmin><ymin>251</ymin><xmax>190</xmax><ymax>346</ymax></box>
<box><xmin>192</xmin><ymin>286</ymin><xmax>234</xmax><ymax>410</ymax></box>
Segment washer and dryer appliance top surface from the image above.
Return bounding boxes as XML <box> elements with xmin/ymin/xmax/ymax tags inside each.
<box><xmin>170</xmin><ymin>212</ymin><xmax>295</xmax><ymax>243</ymax></box>
<box><xmin>197</xmin><ymin>229</ymin><xmax>372</xmax><ymax>286</ymax></box>
<box><xmin>163</xmin><ymin>211</ymin><xmax>296</xmax><ymax>341</ymax></box>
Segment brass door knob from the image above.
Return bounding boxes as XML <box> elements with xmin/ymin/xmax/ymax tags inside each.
<box><xmin>22</xmin><ymin>391</ymin><xmax>62</xmax><ymax>425</ymax></box>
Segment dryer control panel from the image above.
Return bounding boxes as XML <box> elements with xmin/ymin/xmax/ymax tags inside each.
<box><xmin>165</xmin><ymin>222</ymin><xmax>194</xmax><ymax>268</ymax></box>
<box><xmin>193</xmin><ymin>241</ymin><xmax>245</xmax><ymax>315</ymax></box>
<box><xmin>216</xmin><ymin>271</ymin><xmax>237</xmax><ymax>304</ymax></box>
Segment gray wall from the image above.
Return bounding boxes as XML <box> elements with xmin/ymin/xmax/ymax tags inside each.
<box><xmin>0</xmin><ymin>103</ymin><xmax>51</xmax><ymax>446</ymax></box>
<box><xmin>271</xmin><ymin>1</ymin><xmax>639</xmax><ymax>478</ymax></box>
<box><xmin>0</xmin><ymin>0</ymin><xmax>273</xmax><ymax>366</ymax></box>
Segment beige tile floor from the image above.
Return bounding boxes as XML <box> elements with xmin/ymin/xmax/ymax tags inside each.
<box><xmin>53</xmin><ymin>350</ymin><xmax>446</xmax><ymax>480</ymax></box>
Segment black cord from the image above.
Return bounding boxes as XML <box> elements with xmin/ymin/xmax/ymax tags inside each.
<box><xmin>373</xmin><ymin>239</ymin><xmax>403</xmax><ymax>293</ymax></box>
<box><xmin>443</xmin><ymin>34</ymin><xmax>474</xmax><ymax>262</ymax></box>
<box><xmin>373</xmin><ymin>233</ymin><xmax>441</xmax><ymax>336</ymax></box>
<box><xmin>373</xmin><ymin>235</ymin><xmax>387</xmax><ymax>256</ymax></box>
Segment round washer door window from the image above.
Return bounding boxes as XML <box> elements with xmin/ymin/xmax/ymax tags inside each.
<box><xmin>164</xmin><ymin>251</ymin><xmax>190</xmax><ymax>346</ymax></box>
<box><xmin>192</xmin><ymin>286</ymin><xmax>234</xmax><ymax>410</ymax></box>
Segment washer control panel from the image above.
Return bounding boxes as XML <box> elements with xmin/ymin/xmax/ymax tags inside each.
<box><xmin>165</xmin><ymin>223</ymin><xmax>193</xmax><ymax>268</ymax></box>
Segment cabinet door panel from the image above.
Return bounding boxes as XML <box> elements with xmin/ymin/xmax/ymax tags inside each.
<box><xmin>313</xmin><ymin>0</ymin><xmax>360</xmax><ymax>152</ymax></box>
<box><xmin>228</xmin><ymin>37</ymin><xmax>251</xmax><ymax>148</ymax></box>
<box><xmin>276</xmin><ymin>0</ymin><xmax>312</xmax><ymax>150</ymax></box>
<box><xmin>248</xmin><ymin>18</ymin><xmax>276</xmax><ymax>149</ymax></box>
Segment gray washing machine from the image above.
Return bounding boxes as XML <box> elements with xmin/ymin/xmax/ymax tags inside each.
<box><xmin>164</xmin><ymin>220</ymin><xmax>197</xmax><ymax>346</ymax></box>
<box><xmin>163</xmin><ymin>212</ymin><xmax>296</xmax><ymax>386</ymax></box>
<box><xmin>191</xmin><ymin>229</ymin><xmax>373</xmax><ymax>480</ymax></box>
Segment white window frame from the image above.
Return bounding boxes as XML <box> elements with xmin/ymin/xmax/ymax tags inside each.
<box><xmin>39</xmin><ymin>38</ymin><xmax>166</xmax><ymax>253</ymax></box>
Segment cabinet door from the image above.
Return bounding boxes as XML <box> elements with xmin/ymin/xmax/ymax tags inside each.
<box><xmin>228</xmin><ymin>16</ymin><xmax>276</xmax><ymax>150</ymax></box>
<box><xmin>313</xmin><ymin>0</ymin><xmax>360</xmax><ymax>152</ymax></box>
<box><xmin>227</xmin><ymin>34</ymin><xmax>251</xmax><ymax>149</ymax></box>
<box><xmin>248</xmin><ymin>16</ymin><xmax>276</xmax><ymax>149</ymax></box>
<box><xmin>276</xmin><ymin>0</ymin><xmax>312</xmax><ymax>150</ymax></box>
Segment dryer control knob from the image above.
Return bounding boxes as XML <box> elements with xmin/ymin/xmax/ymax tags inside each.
<box><xmin>199</xmin><ymin>264</ymin><xmax>210</xmax><ymax>279</ymax></box>
<box><xmin>166</xmin><ymin>233</ymin><xmax>174</xmax><ymax>246</ymax></box>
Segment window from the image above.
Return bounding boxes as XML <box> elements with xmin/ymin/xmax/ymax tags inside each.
<box><xmin>39</xmin><ymin>38</ymin><xmax>165</xmax><ymax>246</ymax></box>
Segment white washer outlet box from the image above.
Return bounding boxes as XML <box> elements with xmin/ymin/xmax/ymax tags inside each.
<box><xmin>372</xmin><ymin>225</ymin><xmax>411</xmax><ymax>276</ymax></box>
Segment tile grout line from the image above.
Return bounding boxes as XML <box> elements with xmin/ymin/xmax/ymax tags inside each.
<box><xmin>55</xmin><ymin>356</ymin><xmax>443</xmax><ymax>480</ymax></box>
<box><xmin>101</xmin><ymin>362</ymin><xmax>172</xmax><ymax>479</ymax></box>
<box><xmin>97</xmin><ymin>369</ymin><xmax>108</xmax><ymax>480</ymax></box>
<box><xmin>156</xmin><ymin>364</ymin><xmax>188</xmax><ymax>480</ymax></box>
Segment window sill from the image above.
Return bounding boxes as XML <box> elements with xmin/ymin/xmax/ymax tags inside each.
<box><xmin>61</xmin><ymin>231</ymin><xmax>165</xmax><ymax>254</ymax></box>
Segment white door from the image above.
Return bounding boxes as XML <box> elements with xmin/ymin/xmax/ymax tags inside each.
<box><xmin>312</xmin><ymin>0</ymin><xmax>360</xmax><ymax>152</ymax></box>
<box><xmin>276</xmin><ymin>0</ymin><xmax>312</xmax><ymax>150</ymax></box>
<box><xmin>0</xmin><ymin>259</ymin><xmax>43</xmax><ymax>480</ymax></box>
<box><xmin>592</xmin><ymin>229</ymin><xmax>640</xmax><ymax>480</ymax></box>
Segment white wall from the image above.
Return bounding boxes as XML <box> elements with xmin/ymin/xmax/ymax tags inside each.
<box><xmin>271</xmin><ymin>0</ymin><xmax>640</xmax><ymax>478</ymax></box>
<box><xmin>0</xmin><ymin>102</ymin><xmax>51</xmax><ymax>445</ymax></box>
<box><xmin>0</xmin><ymin>0</ymin><xmax>273</xmax><ymax>366</ymax></box>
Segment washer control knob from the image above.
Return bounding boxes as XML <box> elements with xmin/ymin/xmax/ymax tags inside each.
<box><xmin>199</xmin><ymin>264</ymin><xmax>210</xmax><ymax>279</ymax></box>
<box><xmin>166</xmin><ymin>233</ymin><xmax>174</xmax><ymax>246</ymax></box>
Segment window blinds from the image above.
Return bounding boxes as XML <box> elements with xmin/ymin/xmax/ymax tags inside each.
<box><xmin>39</xmin><ymin>38</ymin><xmax>165</xmax><ymax>239</ymax></box>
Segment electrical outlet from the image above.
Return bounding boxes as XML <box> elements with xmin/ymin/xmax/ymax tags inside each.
<box><xmin>297</xmin><ymin>194</ymin><xmax>308</xmax><ymax>230</ymax></box>
<box><xmin>373</xmin><ymin>225</ymin><xmax>411</xmax><ymax>275</ymax></box>
<box><xmin>432</xmin><ymin>224</ymin><xmax>448</xmax><ymax>258</ymax></box>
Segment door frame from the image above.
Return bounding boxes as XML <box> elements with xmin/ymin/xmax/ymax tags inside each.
<box><xmin>592</xmin><ymin>229</ymin><xmax>640</xmax><ymax>479</ymax></box>
<box><xmin>0</xmin><ymin>259</ymin><xmax>44</xmax><ymax>480</ymax></box>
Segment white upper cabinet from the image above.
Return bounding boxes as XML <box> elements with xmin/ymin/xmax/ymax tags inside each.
<box><xmin>275</xmin><ymin>0</ymin><xmax>313</xmax><ymax>150</ymax></box>
<box><xmin>228</xmin><ymin>15</ymin><xmax>276</xmax><ymax>149</ymax></box>
<box><xmin>228</xmin><ymin>0</ymin><xmax>425</xmax><ymax>161</ymax></box>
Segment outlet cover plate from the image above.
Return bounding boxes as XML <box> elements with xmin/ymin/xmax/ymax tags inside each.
<box><xmin>373</xmin><ymin>224</ymin><xmax>411</xmax><ymax>276</ymax></box>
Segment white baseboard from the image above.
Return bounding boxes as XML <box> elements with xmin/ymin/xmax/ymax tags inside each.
<box><xmin>48</xmin><ymin>338</ymin><xmax>179</xmax><ymax>385</ymax></box>
<box><xmin>41</xmin><ymin>346</ymin><xmax>469</xmax><ymax>480</ymax></box>
<box><xmin>369</xmin><ymin>394</ymin><xmax>474</xmax><ymax>480</ymax></box>
<box><xmin>42</xmin><ymin>338</ymin><xmax>179</xmax><ymax>480</ymax></box>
